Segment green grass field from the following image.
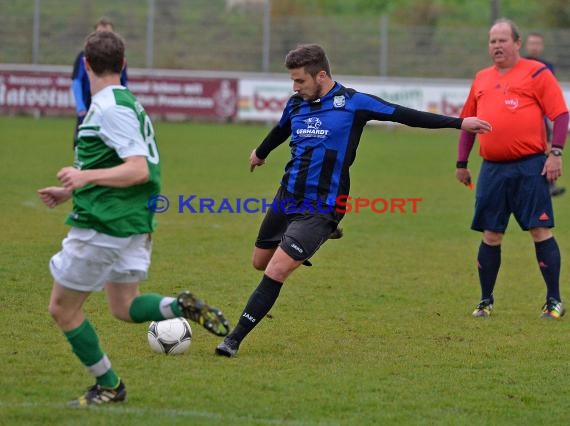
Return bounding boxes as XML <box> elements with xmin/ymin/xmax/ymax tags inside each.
<box><xmin>1</xmin><ymin>116</ymin><xmax>570</xmax><ymax>425</ymax></box>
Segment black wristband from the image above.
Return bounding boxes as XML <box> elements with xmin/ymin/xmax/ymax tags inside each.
<box><xmin>456</xmin><ymin>161</ymin><xmax>468</xmax><ymax>169</ymax></box>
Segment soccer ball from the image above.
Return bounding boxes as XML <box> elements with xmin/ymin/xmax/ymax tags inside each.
<box><xmin>147</xmin><ymin>318</ymin><xmax>192</xmax><ymax>355</ymax></box>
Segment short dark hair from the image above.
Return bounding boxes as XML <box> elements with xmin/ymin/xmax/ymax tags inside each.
<box><xmin>285</xmin><ymin>44</ymin><xmax>331</xmax><ymax>77</ymax></box>
<box><xmin>493</xmin><ymin>18</ymin><xmax>521</xmax><ymax>42</ymax></box>
<box><xmin>94</xmin><ymin>16</ymin><xmax>114</xmax><ymax>31</ymax></box>
<box><xmin>84</xmin><ymin>31</ymin><xmax>124</xmax><ymax>76</ymax></box>
<box><xmin>526</xmin><ymin>31</ymin><xmax>544</xmax><ymax>40</ymax></box>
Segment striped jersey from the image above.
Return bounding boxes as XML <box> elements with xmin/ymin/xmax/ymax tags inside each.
<box><xmin>71</xmin><ymin>51</ymin><xmax>128</xmax><ymax>114</ymax></box>
<box><xmin>67</xmin><ymin>85</ymin><xmax>161</xmax><ymax>237</ymax></box>
<box><xmin>256</xmin><ymin>82</ymin><xmax>462</xmax><ymax>206</ymax></box>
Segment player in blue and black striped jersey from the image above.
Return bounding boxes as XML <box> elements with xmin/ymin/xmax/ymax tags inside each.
<box><xmin>215</xmin><ymin>44</ymin><xmax>491</xmax><ymax>357</ymax></box>
<box><xmin>71</xmin><ymin>17</ymin><xmax>128</xmax><ymax>148</ymax></box>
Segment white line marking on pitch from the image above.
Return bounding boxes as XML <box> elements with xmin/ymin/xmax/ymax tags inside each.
<box><xmin>0</xmin><ymin>401</ymin><xmax>339</xmax><ymax>426</ymax></box>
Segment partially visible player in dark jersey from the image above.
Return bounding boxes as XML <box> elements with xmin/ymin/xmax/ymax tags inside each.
<box><xmin>214</xmin><ymin>43</ymin><xmax>491</xmax><ymax>358</ymax></box>
<box><xmin>524</xmin><ymin>31</ymin><xmax>555</xmax><ymax>73</ymax></box>
<box><xmin>71</xmin><ymin>17</ymin><xmax>128</xmax><ymax>148</ymax></box>
<box><xmin>524</xmin><ymin>31</ymin><xmax>565</xmax><ymax>197</ymax></box>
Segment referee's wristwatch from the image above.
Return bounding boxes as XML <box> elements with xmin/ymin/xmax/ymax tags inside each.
<box><xmin>550</xmin><ymin>148</ymin><xmax>563</xmax><ymax>157</ymax></box>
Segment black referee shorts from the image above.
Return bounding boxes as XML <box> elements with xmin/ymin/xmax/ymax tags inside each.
<box><xmin>255</xmin><ymin>187</ymin><xmax>341</xmax><ymax>261</ymax></box>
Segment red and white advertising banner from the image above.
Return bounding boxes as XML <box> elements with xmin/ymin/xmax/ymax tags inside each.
<box><xmin>0</xmin><ymin>68</ymin><xmax>238</xmax><ymax>120</ymax></box>
<box><xmin>237</xmin><ymin>78</ymin><xmax>470</xmax><ymax>122</ymax></box>
<box><xmin>238</xmin><ymin>79</ymin><xmax>293</xmax><ymax>121</ymax></box>
<box><xmin>238</xmin><ymin>78</ymin><xmax>472</xmax><ymax>122</ymax></box>
<box><xmin>0</xmin><ymin>70</ymin><xmax>74</xmax><ymax>115</ymax></box>
<box><xmin>238</xmin><ymin>76</ymin><xmax>570</xmax><ymax>127</ymax></box>
<box><xmin>128</xmin><ymin>76</ymin><xmax>237</xmax><ymax>120</ymax></box>
<box><xmin>1</xmin><ymin>66</ymin><xmax>567</xmax><ymax>126</ymax></box>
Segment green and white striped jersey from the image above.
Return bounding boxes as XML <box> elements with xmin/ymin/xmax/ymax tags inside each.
<box><xmin>67</xmin><ymin>85</ymin><xmax>161</xmax><ymax>237</ymax></box>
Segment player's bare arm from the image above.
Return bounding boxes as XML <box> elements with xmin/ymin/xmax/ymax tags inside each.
<box><xmin>37</xmin><ymin>186</ymin><xmax>72</xmax><ymax>208</ymax></box>
<box><xmin>57</xmin><ymin>156</ymin><xmax>149</xmax><ymax>190</ymax></box>
<box><xmin>461</xmin><ymin>117</ymin><xmax>492</xmax><ymax>134</ymax></box>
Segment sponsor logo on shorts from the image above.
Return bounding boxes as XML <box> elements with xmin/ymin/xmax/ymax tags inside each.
<box><xmin>290</xmin><ymin>243</ymin><xmax>304</xmax><ymax>254</ymax></box>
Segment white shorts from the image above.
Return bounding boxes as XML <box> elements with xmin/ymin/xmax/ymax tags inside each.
<box><xmin>50</xmin><ymin>227</ymin><xmax>152</xmax><ymax>292</ymax></box>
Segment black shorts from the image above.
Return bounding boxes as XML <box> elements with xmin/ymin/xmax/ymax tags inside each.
<box><xmin>255</xmin><ymin>187</ymin><xmax>342</xmax><ymax>261</ymax></box>
<box><xmin>472</xmin><ymin>154</ymin><xmax>554</xmax><ymax>232</ymax></box>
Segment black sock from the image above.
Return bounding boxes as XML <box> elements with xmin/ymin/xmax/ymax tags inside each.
<box><xmin>477</xmin><ymin>241</ymin><xmax>501</xmax><ymax>302</ymax></box>
<box><xmin>231</xmin><ymin>274</ymin><xmax>282</xmax><ymax>342</ymax></box>
<box><xmin>535</xmin><ymin>237</ymin><xmax>561</xmax><ymax>301</ymax></box>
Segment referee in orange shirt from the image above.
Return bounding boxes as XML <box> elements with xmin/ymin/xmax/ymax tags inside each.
<box><xmin>456</xmin><ymin>18</ymin><xmax>569</xmax><ymax>319</ymax></box>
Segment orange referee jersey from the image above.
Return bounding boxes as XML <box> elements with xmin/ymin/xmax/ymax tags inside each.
<box><xmin>461</xmin><ymin>58</ymin><xmax>568</xmax><ymax>161</ymax></box>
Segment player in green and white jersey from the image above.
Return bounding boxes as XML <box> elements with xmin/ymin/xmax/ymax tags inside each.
<box><xmin>38</xmin><ymin>30</ymin><xmax>229</xmax><ymax>407</ymax></box>
<box><xmin>69</xmin><ymin>78</ymin><xmax>160</xmax><ymax>237</ymax></box>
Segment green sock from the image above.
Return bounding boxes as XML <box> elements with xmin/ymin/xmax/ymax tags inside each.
<box><xmin>64</xmin><ymin>319</ymin><xmax>119</xmax><ymax>388</ymax></box>
<box><xmin>129</xmin><ymin>293</ymin><xmax>180</xmax><ymax>322</ymax></box>
<box><xmin>170</xmin><ymin>299</ymin><xmax>182</xmax><ymax>317</ymax></box>
<box><xmin>97</xmin><ymin>370</ymin><xmax>120</xmax><ymax>389</ymax></box>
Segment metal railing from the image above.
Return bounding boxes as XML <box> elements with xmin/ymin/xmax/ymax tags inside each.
<box><xmin>1</xmin><ymin>0</ymin><xmax>568</xmax><ymax>81</ymax></box>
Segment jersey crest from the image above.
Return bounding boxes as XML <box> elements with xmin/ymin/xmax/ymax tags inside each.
<box><xmin>333</xmin><ymin>95</ymin><xmax>345</xmax><ymax>108</ymax></box>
